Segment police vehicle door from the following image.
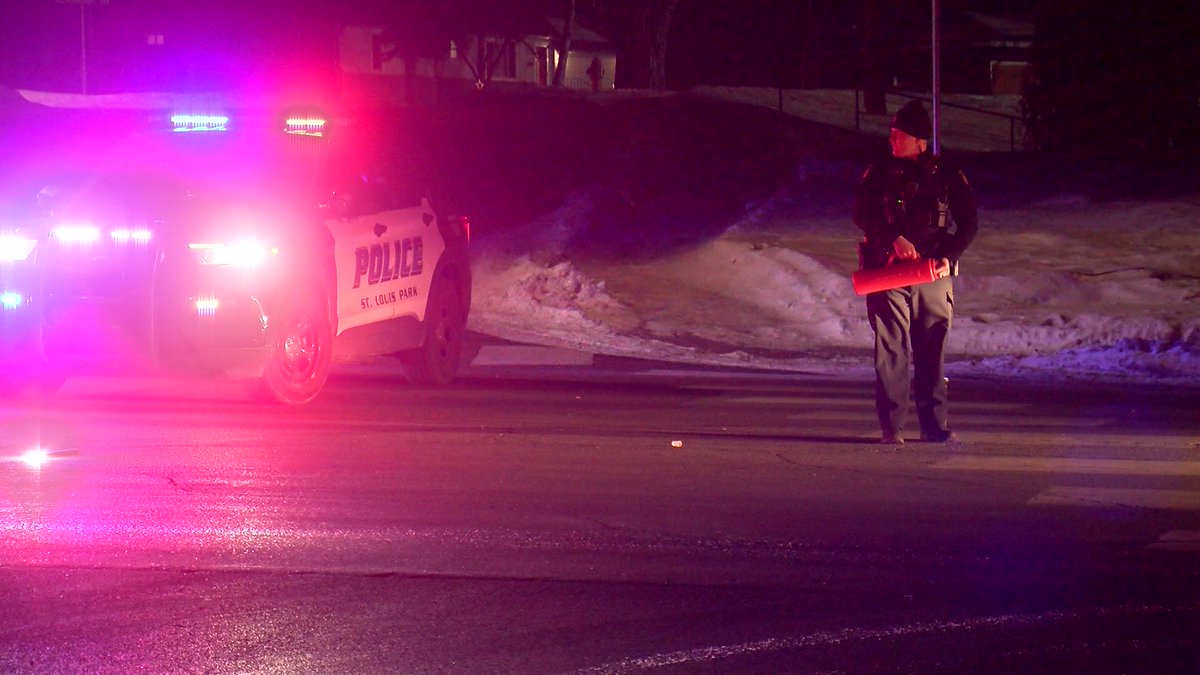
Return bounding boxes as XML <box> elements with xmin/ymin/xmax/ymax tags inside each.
<box><xmin>326</xmin><ymin>180</ymin><xmax>445</xmax><ymax>335</ymax></box>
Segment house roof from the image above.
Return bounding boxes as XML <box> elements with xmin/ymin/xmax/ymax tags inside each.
<box><xmin>543</xmin><ymin>17</ymin><xmax>611</xmax><ymax>46</ymax></box>
<box><xmin>966</xmin><ymin>11</ymin><xmax>1034</xmax><ymax>39</ymax></box>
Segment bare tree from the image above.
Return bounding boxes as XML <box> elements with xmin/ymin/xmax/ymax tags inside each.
<box><xmin>438</xmin><ymin>0</ymin><xmax>534</xmax><ymax>88</ymax></box>
<box><xmin>861</xmin><ymin>0</ymin><xmax>888</xmax><ymax>115</ymax></box>
<box><xmin>1022</xmin><ymin>0</ymin><xmax>1200</xmax><ymax>157</ymax></box>
<box><xmin>551</xmin><ymin>0</ymin><xmax>577</xmax><ymax>87</ymax></box>
<box><xmin>596</xmin><ymin>0</ymin><xmax>683</xmax><ymax>90</ymax></box>
<box><xmin>372</xmin><ymin>1</ymin><xmax>451</xmax><ymax>103</ymax></box>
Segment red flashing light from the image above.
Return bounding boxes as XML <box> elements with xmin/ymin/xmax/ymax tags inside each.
<box><xmin>285</xmin><ymin>117</ymin><xmax>327</xmax><ymax>137</ymax></box>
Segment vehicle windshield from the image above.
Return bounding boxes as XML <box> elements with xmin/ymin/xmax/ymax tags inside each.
<box><xmin>115</xmin><ymin>127</ymin><xmax>330</xmax><ymax>202</ymax></box>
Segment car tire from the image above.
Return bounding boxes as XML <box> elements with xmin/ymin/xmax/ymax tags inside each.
<box><xmin>259</xmin><ymin>288</ymin><xmax>333</xmax><ymax>405</ymax></box>
<box><xmin>399</xmin><ymin>281</ymin><xmax>464</xmax><ymax>386</ymax></box>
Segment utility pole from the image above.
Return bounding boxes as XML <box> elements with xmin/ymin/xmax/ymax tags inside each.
<box><xmin>931</xmin><ymin>0</ymin><xmax>941</xmax><ymax>155</ymax></box>
<box><xmin>56</xmin><ymin>0</ymin><xmax>109</xmax><ymax>94</ymax></box>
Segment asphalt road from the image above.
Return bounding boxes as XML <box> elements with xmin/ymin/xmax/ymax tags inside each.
<box><xmin>2</xmin><ymin>357</ymin><xmax>1199</xmax><ymax>674</ymax></box>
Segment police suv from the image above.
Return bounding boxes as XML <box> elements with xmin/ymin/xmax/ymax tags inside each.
<box><xmin>0</xmin><ymin>105</ymin><xmax>471</xmax><ymax>404</ymax></box>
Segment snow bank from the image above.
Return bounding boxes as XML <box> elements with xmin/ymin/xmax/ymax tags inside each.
<box><xmin>468</xmin><ymin>187</ymin><xmax>1200</xmax><ymax>386</ymax></box>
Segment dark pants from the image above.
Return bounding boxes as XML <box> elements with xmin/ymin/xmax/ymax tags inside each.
<box><xmin>866</xmin><ymin>277</ymin><xmax>953</xmax><ymax>437</ymax></box>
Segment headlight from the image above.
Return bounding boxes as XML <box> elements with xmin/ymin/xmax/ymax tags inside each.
<box><xmin>188</xmin><ymin>240</ymin><xmax>278</xmax><ymax>268</ymax></box>
<box><xmin>0</xmin><ymin>234</ymin><xmax>38</xmax><ymax>261</ymax></box>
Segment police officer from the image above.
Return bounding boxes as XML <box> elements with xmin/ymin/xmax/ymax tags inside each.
<box><xmin>853</xmin><ymin>100</ymin><xmax>978</xmax><ymax>445</ymax></box>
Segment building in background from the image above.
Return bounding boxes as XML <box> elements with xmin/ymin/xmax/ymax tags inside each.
<box><xmin>339</xmin><ymin>15</ymin><xmax>615</xmax><ymax>105</ymax></box>
<box><xmin>0</xmin><ymin>2</ymin><xmax>614</xmax><ymax>103</ymax></box>
<box><xmin>965</xmin><ymin>11</ymin><xmax>1034</xmax><ymax>96</ymax></box>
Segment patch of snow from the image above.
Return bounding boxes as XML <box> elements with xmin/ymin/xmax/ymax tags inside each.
<box><xmin>468</xmin><ymin>188</ymin><xmax>1200</xmax><ymax>387</ymax></box>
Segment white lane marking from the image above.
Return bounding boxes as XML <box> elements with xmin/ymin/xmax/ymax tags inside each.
<box><xmin>574</xmin><ymin>603</ymin><xmax>1200</xmax><ymax>674</ymax></box>
<box><xmin>726</xmin><ymin>396</ymin><xmax>862</xmax><ymax>405</ymax></box>
<box><xmin>786</xmin><ymin>411</ymin><xmax>876</xmax><ymax>421</ymax></box>
<box><xmin>709</xmin><ymin>394</ymin><xmax>1031</xmax><ymax>410</ymax></box>
<box><xmin>936</xmin><ymin>457</ymin><xmax>1200</xmax><ymax>548</ymax></box>
<box><xmin>659</xmin><ymin>371</ymin><xmax>845</xmax><ymax>380</ymax></box>
<box><xmin>470</xmin><ymin>344</ymin><xmax>594</xmax><ymax>366</ymax></box>
<box><xmin>942</xmin><ymin>416</ymin><xmax>1113</xmax><ymax>428</ymax></box>
<box><xmin>781</xmin><ymin>412</ymin><xmax>1118</xmax><ymax>426</ymax></box>
<box><xmin>934</xmin><ymin>456</ymin><xmax>1200</xmax><ymax>476</ymax></box>
<box><xmin>1028</xmin><ymin>487</ymin><xmax>1200</xmax><ymax>510</ymax></box>
<box><xmin>1148</xmin><ymin>530</ymin><xmax>1200</xmax><ymax>552</ymax></box>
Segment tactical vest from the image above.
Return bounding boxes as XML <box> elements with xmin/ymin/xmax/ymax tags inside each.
<box><xmin>881</xmin><ymin>158</ymin><xmax>950</xmax><ymax>232</ymax></box>
<box><xmin>858</xmin><ymin>156</ymin><xmax>957</xmax><ymax>274</ymax></box>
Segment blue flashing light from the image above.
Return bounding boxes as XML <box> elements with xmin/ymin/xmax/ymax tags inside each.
<box><xmin>171</xmin><ymin>114</ymin><xmax>229</xmax><ymax>133</ymax></box>
<box><xmin>1</xmin><ymin>291</ymin><xmax>23</xmax><ymax>309</ymax></box>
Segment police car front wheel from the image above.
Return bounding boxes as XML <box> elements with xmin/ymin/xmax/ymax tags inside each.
<box><xmin>260</xmin><ymin>288</ymin><xmax>334</xmax><ymax>405</ymax></box>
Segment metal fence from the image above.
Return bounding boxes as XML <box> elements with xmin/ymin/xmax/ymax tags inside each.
<box><xmin>855</xmin><ymin>89</ymin><xmax>1025</xmax><ymax>152</ymax></box>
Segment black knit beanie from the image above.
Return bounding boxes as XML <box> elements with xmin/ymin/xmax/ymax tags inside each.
<box><xmin>891</xmin><ymin>100</ymin><xmax>932</xmax><ymax>140</ymax></box>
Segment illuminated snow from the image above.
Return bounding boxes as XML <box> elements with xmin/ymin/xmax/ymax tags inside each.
<box><xmin>468</xmin><ymin>193</ymin><xmax>1200</xmax><ymax>385</ymax></box>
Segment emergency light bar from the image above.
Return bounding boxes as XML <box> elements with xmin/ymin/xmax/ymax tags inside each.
<box><xmin>171</xmin><ymin>114</ymin><xmax>229</xmax><ymax>133</ymax></box>
<box><xmin>285</xmin><ymin>117</ymin><xmax>327</xmax><ymax>137</ymax></box>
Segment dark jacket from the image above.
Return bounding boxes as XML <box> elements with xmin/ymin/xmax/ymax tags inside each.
<box><xmin>852</xmin><ymin>151</ymin><xmax>978</xmax><ymax>269</ymax></box>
